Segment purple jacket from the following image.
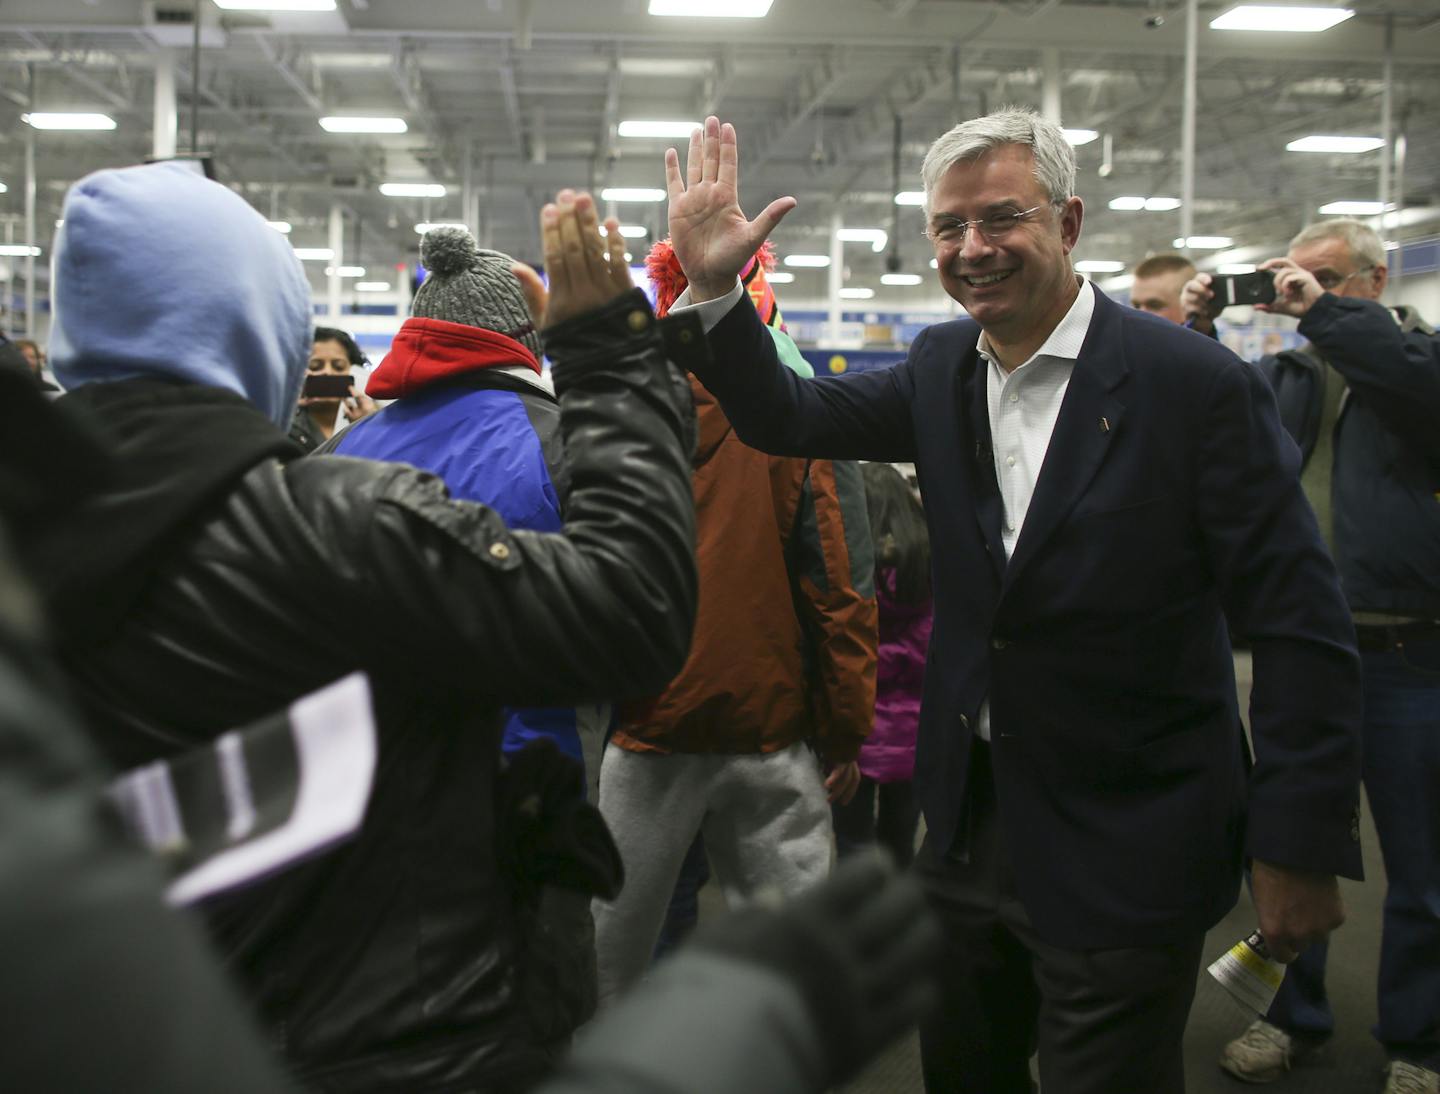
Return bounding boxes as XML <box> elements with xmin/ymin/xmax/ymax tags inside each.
<box><xmin>857</xmin><ymin>567</ymin><xmax>932</xmax><ymax>783</ymax></box>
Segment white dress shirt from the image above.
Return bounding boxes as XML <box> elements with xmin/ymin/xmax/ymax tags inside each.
<box><xmin>672</xmin><ymin>273</ymin><xmax>1100</xmax><ymax>740</ymax></box>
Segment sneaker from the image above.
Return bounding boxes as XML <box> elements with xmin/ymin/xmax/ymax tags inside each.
<box><xmin>1218</xmin><ymin>1019</ymin><xmax>1318</xmax><ymax>1083</ymax></box>
<box><xmin>1384</xmin><ymin>1060</ymin><xmax>1440</xmax><ymax>1094</ymax></box>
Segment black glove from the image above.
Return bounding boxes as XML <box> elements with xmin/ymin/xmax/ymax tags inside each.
<box><xmin>687</xmin><ymin>850</ymin><xmax>942</xmax><ymax>1088</ymax></box>
<box><xmin>495</xmin><ymin>737</ymin><xmax>623</xmax><ymax>901</ymax></box>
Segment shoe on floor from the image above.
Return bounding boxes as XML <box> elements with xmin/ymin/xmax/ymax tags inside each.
<box><xmin>1218</xmin><ymin>1019</ymin><xmax>1319</xmax><ymax>1083</ymax></box>
<box><xmin>1385</xmin><ymin>1060</ymin><xmax>1440</xmax><ymax>1094</ymax></box>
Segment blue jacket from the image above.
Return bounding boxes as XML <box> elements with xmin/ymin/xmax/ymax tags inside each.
<box><xmin>327</xmin><ymin>316</ymin><xmax>604</xmax><ymax>772</ymax></box>
<box><xmin>691</xmin><ymin>282</ymin><xmax>1362</xmax><ymax>949</ymax></box>
<box><xmin>1261</xmin><ymin>295</ymin><xmax>1440</xmax><ymax>620</ymax></box>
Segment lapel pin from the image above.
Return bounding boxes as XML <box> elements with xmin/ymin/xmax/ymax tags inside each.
<box><xmin>1099</xmin><ymin>417</ymin><xmax>1110</xmax><ymax>433</ymax></box>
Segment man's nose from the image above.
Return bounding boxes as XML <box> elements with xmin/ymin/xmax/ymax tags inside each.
<box><xmin>958</xmin><ymin>227</ymin><xmax>994</xmax><ymax>264</ymax></box>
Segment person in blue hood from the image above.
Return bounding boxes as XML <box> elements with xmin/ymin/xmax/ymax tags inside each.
<box><xmin>26</xmin><ymin>164</ymin><xmax>702</xmax><ymax>1092</ymax></box>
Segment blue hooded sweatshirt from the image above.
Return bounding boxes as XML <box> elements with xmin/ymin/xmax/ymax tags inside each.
<box><xmin>49</xmin><ymin>160</ymin><xmax>312</xmax><ymax>428</ymax></box>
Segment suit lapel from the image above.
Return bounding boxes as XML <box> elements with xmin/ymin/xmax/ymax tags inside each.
<box><xmin>958</xmin><ymin>343</ymin><xmax>1007</xmax><ymax>581</ymax></box>
<box><xmin>1001</xmin><ymin>290</ymin><xmax>1130</xmax><ymax>595</ymax></box>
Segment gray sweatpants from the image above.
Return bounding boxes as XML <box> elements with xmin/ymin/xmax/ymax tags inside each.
<box><xmin>593</xmin><ymin>740</ymin><xmax>833</xmax><ymax>1004</ymax></box>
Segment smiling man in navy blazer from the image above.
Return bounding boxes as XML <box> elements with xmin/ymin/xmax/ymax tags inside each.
<box><xmin>663</xmin><ymin>111</ymin><xmax>1363</xmax><ymax>1093</ymax></box>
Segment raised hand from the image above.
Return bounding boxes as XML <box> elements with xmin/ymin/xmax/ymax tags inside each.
<box><xmin>665</xmin><ymin>116</ymin><xmax>797</xmax><ymax>303</ymax></box>
<box><xmin>515</xmin><ymin>189</ymin><xmax>633</xmax><ymax>330</ymax></box>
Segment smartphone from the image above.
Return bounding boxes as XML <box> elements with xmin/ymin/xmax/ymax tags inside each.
<box><xmin>1210</xmin><ymin>271</ymin><xmax>1276</xmax><ymax>309</ymax></box>
<box><xmin>302</xmin><ymin>373</ymin><xmax>354</xmax><ymax>399</ymax></box>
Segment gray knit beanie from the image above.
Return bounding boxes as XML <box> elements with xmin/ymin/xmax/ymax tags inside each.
<box><xmin>413</xmin><ymin>227</ymin><xmax>542</xmax><ymax>359</ymax></box>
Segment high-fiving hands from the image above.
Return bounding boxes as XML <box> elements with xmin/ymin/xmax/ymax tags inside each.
<box><xmin>512</xmin><ymin>189</ymin><xmax>634</xmax><ymax>331</ymax></box>
<box><xmin>665</xmin><ymin>116</ymin><xmax>797</xmax><ymax>303</ymax></box>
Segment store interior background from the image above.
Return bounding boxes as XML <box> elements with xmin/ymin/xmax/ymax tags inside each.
<box><xmin>1</xmin><ymin>0</ymin><xmax>1435</xmax><ymax>371</ymax></box>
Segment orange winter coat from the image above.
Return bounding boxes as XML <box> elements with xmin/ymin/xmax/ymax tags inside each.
<box><xmin>613</xmin><ymin>376</ymin><xmax>878</xmax><ymax>762</ymax></box>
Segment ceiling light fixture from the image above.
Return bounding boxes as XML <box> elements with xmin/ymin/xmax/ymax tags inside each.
<box><xmin>325</xmin><ymin>266</ymin><xmax>366</xmax><ymax>277</ymax></box>
<box><xmin>22</xmin><ymin>112</ymin><xmax>117</xmax><ymax>131</ymax></box>
<box><xmin>836</xmin><ymin>227</ymin><xmax>888</xmax><ymax>252</ymax></box>
<box><xmin>1286</xmin><ymin>135</ymin><xmax>1384</xmax><ymax>154</ymax></box>
<box><xmin>415</xmin><ymin>221</ymin><xmax>469</xmax><ymax>234</ymax></box>
<box><xmin>1319</xmin><ymin>200</ymin><xmax>1390</xmax><ymax>215</ymax></box>
<box><xmin>1174</xmin><ymin>236</ymin><xmax>1234</xmax><ymax>249</ymax></box>
<box><xmin>1108</xmin><ymin>196</ymin><xmax>1148</xmax><ymax>211</ymax></box>
<box><xmin>880</xmin><ymin>273</ymin><xmax>924</xmax><ymax>286</ymax></box>
<box><xmin>1144</xmin><ymin>197</ymin><xmax>1182</xmax><ymax>211</ymax></box>
<box><xmin>1062</xmin><ymin>129</ymin><xmax>1099</xmax><ymax>146</ymax></box>
<box><xmin>784</xmin><ymin>254</ymin><xmax>831</xmax><ymax>268</ymax></box>
<box><xmin>1210</xmin><ymin>5</ymin><xmax>1354</xmax><ymax>31</ymax></box>
<box><xmin>293</xmin><ymin>247</ymin><xmax>335</xmax><ymax>261</ymax></box>
<box><xmin>767</xmin><ymin>271</ymin><xmax>796</xmax><ymax>283</ymax></box>
<box><xmin>894</xmin><ymin>191</ymin><xmax>926</xmax><ymax>206</ymax></box>
<box><xmin>380</xmin><ymin>182</ymin><xmax>447</xmax><ymax>198</ymax></box>
<box><xmin>600</xmin><ymin>187</ymin><xmax>667</xmax><ymax>203</ymax></box>
<box><xmin>1075</xmin><ymin>260</ymin><xmax>1126</xmax><ymax>273</ymax></box>
<box><xmin>267</xmin><ymin>221</ymin><xmax>293</xmax><ymax>234</ymax></box>
<box><xmin>0</xmin><ymin>244</ymin><xmax>41</xmax><ymax>257</ymax></box>
<box><xmin>617</xmin><ymin>120</ymin><xmax>700</xmax><ymax>138</ymax></box>
<box><xmin>601</xmin><ymin>224</ymin><xmax>650</xmax><ymax>238</ymax></box>
<box><xmin>1215</xmin><ymin>263</ymin><xmax>1258</xmax><ymax>274</ymax></box>
<box><xmin>0</xmin><ymin>183</ymin><xmax>7</xmax><ymax>194</ymax></box>
<box><xmin>212</xmin><ymin>0</ymin><xmax>337</xmax><ymax>10</ymax></box>
<box><xmin>319</xmin><ymin>116</ymin><xmax>408</xmax><ymax>134</ymax></box>
<box><xmin>355</xmin><ymin>281</ymin><xmax>391</xmax><ymax>292</ymax></box>
<box><xmin>648</xmin><ymin>0</ymin><xmax>774</xmax><ymax>16</ymax></box>
<box><xmin>1108</xmin><ymin>196</ymin><xmax>1182</xmax><ymax>212</ymax></box>
<box><xmin>839</xmin><ymin>287</ymin><xmax>876</xmax><ymax>300</ymax></box>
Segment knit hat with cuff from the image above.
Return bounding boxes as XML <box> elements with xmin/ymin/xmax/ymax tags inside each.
<box><xmin>413</xmin><ymin>227</ymin><xmax>542</xmax><ymax>360</ymax></box>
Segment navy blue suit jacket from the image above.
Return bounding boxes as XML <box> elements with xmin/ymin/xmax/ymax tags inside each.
<box><xmin>693</xmin><ymin>284</ymin><xmax>1363</xmax><ymax>948</ymax></box>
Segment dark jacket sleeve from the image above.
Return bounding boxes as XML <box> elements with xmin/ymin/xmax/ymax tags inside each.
<box><xmin>1193</xmin><ymin>357</ymin><xmax>1364</xmax><ymax>879</ymax></box>
<box><xmin>1298</xmin><ymin>294</ymin><xmax>1440</xmax><ymax>463</ymax></box>
<box><xmin>790</xmin><ymin>458</ymin><xmax>879</xmax><ymax>763</ymax></box>
<box><xmin>291</xmin><ymin>290</ymin><xmax>700</xmax><ymax>708</ymax></box>
<box><xmin>694</xmin><ymin>294</ymin><xmax>920</xmax><ymax>463</ymax></box>
<box><xmin>0</xmin><ymin>635</ymin><xmax>294</xmax><ymax>1094</ymax></box>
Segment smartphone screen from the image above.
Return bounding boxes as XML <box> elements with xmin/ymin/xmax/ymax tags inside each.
<box><xmin>302</xmin><ymin>373</ymin><xmax>354</xmax><ymax>399</ymax></box>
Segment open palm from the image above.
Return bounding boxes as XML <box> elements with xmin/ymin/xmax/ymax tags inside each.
<box><xmin>665</xmin><ymin>116</ymin><xmax>797</xmax><ymax>301</ymax></box>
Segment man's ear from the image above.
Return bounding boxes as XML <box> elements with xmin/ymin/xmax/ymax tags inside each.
<box><xmin>1059</xmin><ymin>196</ymin><xmax>1084</xmax><ymax>255</ymax></box>
<box><xmin>1370</xmin><ymin>263</ymin><xmax>1389</xmax><ymax>298</ymax></box>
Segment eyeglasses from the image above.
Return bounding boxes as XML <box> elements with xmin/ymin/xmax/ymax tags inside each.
<box><xmin>1314</xmin><ymin>265</ymin><xmax>1374</xmax><ymax>291</ymax></box>
<box><xmin>923</xmin><ymin>202</ymin><xmax>1060</xmax><ymax>244</ymax></box>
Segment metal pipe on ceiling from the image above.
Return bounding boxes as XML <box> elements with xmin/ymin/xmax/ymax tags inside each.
<box><xmin>154</xmin><ymin>49</ymin><xmax>177</xmax><ymax>160</ymax></box>
<box><xmin>1179</xmin><ymin>0</ymin><xmax>1198</xmax><ymax>256</ymax></box>
<box><xmin>190</xmin><ymin>0</ymin><xmax>201</xmax><ymax>155</ymax></box>
<box><xmin>25</xmin><ymin>64</ymin><xmax>36</xmax><ymax>340</ymax></box>
<box><xmin>1379</xmin><ymin>15</ymin><xmax>1393</xmax><ymax>233</ymax></box>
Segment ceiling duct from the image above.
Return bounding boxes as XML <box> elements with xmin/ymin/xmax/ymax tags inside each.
<box><xmin>141</xmin><ymin>2</ymin><xmax>228</xmax><ymax>49</ymax></box>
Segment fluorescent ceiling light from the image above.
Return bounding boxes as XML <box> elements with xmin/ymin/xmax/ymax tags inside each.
<box><xmin>839</xmin><ymin>287</ymin><xmax>876</xmax><ymax>300</ymax></box>
<box><xmin>22</xmin><ymin>112</ymin><xmax>116</xmax><ymax>131</ymax></box>
<box><xmin>325</xmin><ymin>266</ymin><xmax>366</xmax><ymax>277</ymax></box>
<box><xmin>320</xmin><ymin>116</ymin><xmax>408</xmax><ymax>134</ymax></box>
<box><xmin>836</xmin><ymin>228</ymin><xmax>888</xmax><ymax>252</ymax></box>
<box><xmin>1384</xmin><ymin>240</ymin><xmax>1399</xmax><ymax>251</ymax></box>
<box><xmin>601</xmin><ymin>187</ymin><xmax>667</xmax><ymax>203</ymax></box>
<box><xmin>1286</xmin><ymin>135</ymin><xmax>1384</xmax><ymax>154</ymax></box>
<box><xmin>0</xmin><ymin>183</ymin><xmax>7</xmax><ymax>194</ymax></box>
<box><xmin>929</xmin><ymin>258</ymin><xmax>939</xmax><ymax>269</ymax></box>
<box><xmin>1062</xmin><ymin>129</ymin><xmax>1099</xmax><ymax>146</ymax></box>
<box><xmin>1216</xmin><ymin>263</ymin><xmax>1258</xmax><ymax>274</ymax></box>
<box><xmin>648</xmin><ymin>0</ymin><xmax>774</xmax><ymax>16</ymax></box>
<box><xmin>1210</xmin><ymin>5</ymin><xmax>1354</xmax><ymax>31</ymax></box>
<box><xmin>0</xmin><ymin>244</ymin><xmax>41</xmax><ymax>257</ymax></box>
<box><xmin>266</xmin><ymin>221</ymin><xmax>293</xmax><ymax>234</ymax></box>
<box><xmin>415</xmin><ymin>221</ymin><xmax>469</xmax><ymax>234</ymax></box>
<box><xmin>624</xmin><ymin>252</ymin><xmax>634</xmax><ymax>262</ymax></box>
<box><xmin>1319</xmin><ymin>200</ymin><xmax>1390</xmax><ymax>215</ymax></box>
<box><xmin>617</xmin><ymin>120</ymin><xmax>699</xmax><ymax>139</ymax></box>
<box><xmin>601</xmin><ymin>224</ymin><xmax>650</xmax><ymax>238</ymax></box>
<box><xmin>767</xmin><ymin>271</ymin><xmax>796</xmax><ymax>283</ymax></box>
<box><xmin>881</xmin><ymin>273</ymin><xmax>924</xmax><ymax>286</ymax></box>
<box><xmin>894</xmin><ymin>191</ymin><xmax>926</xmax><ymax>206</ymax></box>
<box><xmin>1108</xmin><ymin>195</ymin><xmax>1182</xmax><ymax>212</ymax></box>
<box><xmin>213</xmin><ymin>0</ymin><xmax>336</xmax><ymax>10</ymax></box>
<box><xmin>293</xmin><ymin>247</ymin><xmax>335</xmax><ymax>261</ymax></box>
<box><xmin>380</xmin><ymin>182</ymin><xmax>447</xmax><ymax>198</ymax></box>
<box><xmin>784</xmin><ymin>254</ymin><xmax>831</xmax><ymax>268</ymax></box>
<box><xmin>355</xmin><ymin>281</ymin><xmax>392</xmax><ymax>292</ymax></box>
<box><xmin>1074</xmin><ymin>260</ymin><xmax>1125</xmax><ymax>273</ymax></box>
<box><xmin>1174</xmin><ymin>236</ymin><xmax>1234</xmax><ymax>249</ymax></box>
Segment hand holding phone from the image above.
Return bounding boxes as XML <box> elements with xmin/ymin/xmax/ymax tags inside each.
<box><xmin>302</xmin><ymin>373</ymin><xmax>354</xmax><ymax>399</ymax></box>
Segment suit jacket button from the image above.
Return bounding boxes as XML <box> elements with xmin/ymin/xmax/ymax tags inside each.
<box><xmin>489</xmin><ymin>542</ymin><xmax>511</xmax><ymax>561</ymax></box>
<box><xmin>959</xmin><ymin>714</ymin><xmax>970</xmax><ymax>729</ymax></box>
<box><xmin>627</xmin><ymin>310</ymin><xmax>650</xmax><ymax>332</ymax></box>
<box><xmin>991</xmin><ymin>637</ymin><xmax>1008</xmax><ymax>651</ymax></box>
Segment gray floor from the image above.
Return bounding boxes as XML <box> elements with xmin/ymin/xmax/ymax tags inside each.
<box><xmin>702</xmin><ymin>652</ymin><xmax>1395</xmax><ymax>1092</ymax></box>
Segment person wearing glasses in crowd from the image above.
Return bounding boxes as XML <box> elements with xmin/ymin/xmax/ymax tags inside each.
<box><xmin>1185</xmin><ymin>219</ymin><xmax>1440</xmax><ymax>1094</ymax></box>
<box><xmin>662</xmin><ymin>108</ymin><xmax>1363</xmax><ymax>1094</ymax></box>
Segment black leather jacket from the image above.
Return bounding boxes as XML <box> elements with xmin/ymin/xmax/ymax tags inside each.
<box><xmin>35</xmin><ymin>290</ymin><xmax>700</xmax><ymax>1092</ymax></box>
